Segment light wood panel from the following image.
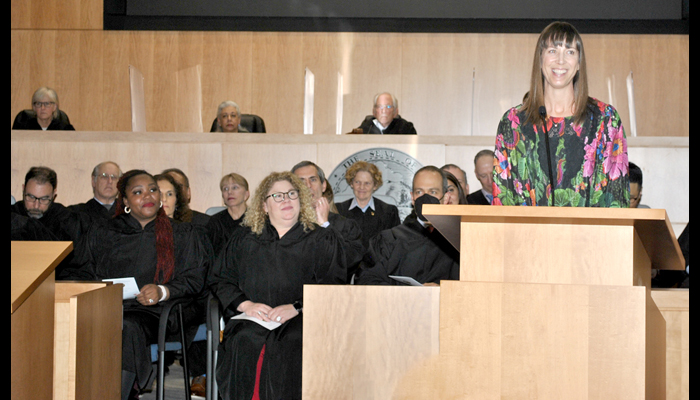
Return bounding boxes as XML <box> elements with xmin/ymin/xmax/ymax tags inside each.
<box><xmin>54</xmin><ymin>282</ymin><xmax>122</xmax><ymax>400</ymax></box>
<box><xmin>427</xmin><ymin>281</ymin><xmax>659</xmax><ymax>399</ymax></box>
<box><xmin>11</xmin><ymin>0</ymin><xmax>103</xmax><ymax>30</ymax></box>
<box><xmin>11</xmin><ymin>30</ymin><xmax>688</xmax><ymax>136</ymax></box>
<box><xmin>651</xmin><ymin>289</ymin><xmax>690</xmax><ymax>400</ymax></box>
<box><xmin>302</xmin><ymin>285</ymin><xmax>440</xmax><ymax>400</ymax></box>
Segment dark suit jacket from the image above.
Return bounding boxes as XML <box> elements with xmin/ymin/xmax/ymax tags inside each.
<box><xmin>466</xmin><ymin>190</ymin><xmax>491</xmax><ymax>205</ymax></box>
<box><xmin>357</xmin><ymin>115</ymin><xmax>417</xmax><ymax>135</ymax></box>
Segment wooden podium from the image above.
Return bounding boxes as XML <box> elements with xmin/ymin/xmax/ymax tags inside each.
<box><xmin>11</xmin><ymin>242</ymin><xmax>123</xmax><ymax>400</ymax></box>
<box><xmin>12</xmin><ymin>241</ymin><xmax>73</xmax><ymax>400</ymax></box>
<box><xmin>302</xmin><ymin>206</ymin><xmax>685</xmax><ymax>399</ymax></box>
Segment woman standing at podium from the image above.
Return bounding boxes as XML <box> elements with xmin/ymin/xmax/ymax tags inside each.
<box><xmin>492</xmin><ymin>21</ymin><xmax>630</xmax><ymax>207</ymax></box>
<box><xmin>64</xmin><ymin>170</ymin><xmax>209</xmax><ymax>400</ymax></box>
<box><xmin>209</xmin><ymin>171</ymin><xmax>346</xmax><ymax>400</ymax></box>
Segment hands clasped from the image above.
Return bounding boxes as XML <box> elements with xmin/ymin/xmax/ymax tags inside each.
<box><xmin>239</xmin><ymin>300</ymin><xmax>298</xmax><ymax>324</ymax></box>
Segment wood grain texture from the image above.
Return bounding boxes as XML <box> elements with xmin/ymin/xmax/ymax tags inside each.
<box><xmin>302</xmin><ymin>285</ymin><xmax>440</xmax><ymax>400</ymax></box>
<box><xmin>11</xmin><ymin>30</ymin><xmax>688</xmax><ymax>136</ymax></box>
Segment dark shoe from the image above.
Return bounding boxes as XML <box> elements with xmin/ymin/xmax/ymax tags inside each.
<box><xmin>191</xmin><ymin>375</ymin><xmax>206</xmax><ymax>397</ymax></box>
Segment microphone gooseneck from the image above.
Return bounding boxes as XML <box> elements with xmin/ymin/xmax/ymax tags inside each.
<box><xmin>539</xmin><ymin>106</ymin><xmax>555</xmax><ymax>206</ymax></box>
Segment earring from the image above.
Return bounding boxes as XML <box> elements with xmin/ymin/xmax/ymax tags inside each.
<box><xmin>160</xmin><ymin>201</ymin><xmax>163</xmax><ymax>208</ymax></box>
<box><xmin>124</xmin><ymin>206</ymin><xmax>131</xmax><ymax>214</ymax></box>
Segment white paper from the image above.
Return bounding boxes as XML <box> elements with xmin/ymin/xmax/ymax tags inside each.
<box><xmin>389</xmin><ymin>275</ymin><xmax>423</xmax><ymax>286</ymax></box>
<box><xmin>230</xmin><ymin>313</ymin><xmax>282</xmax><ymax>330</ymax></box>
<box><xmin>102</xmin><ymin>277</ymin><xmax>140</xmax><ymax>300</ymax></box>
<box><xmin>304</xmin><ymin>67</ymin><xmax>315</xmax><ymax>135</ymax></box>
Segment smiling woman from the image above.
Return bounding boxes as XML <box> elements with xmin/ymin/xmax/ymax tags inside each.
<box><xmin>492</xmin><ymin>21</ymin><xmax>630</xmax><ymax>208</ymax></box>
<box><xmin>209</xmin><ymin>170</ymin><xmax>346</xmax><ymax>399</ymax></box>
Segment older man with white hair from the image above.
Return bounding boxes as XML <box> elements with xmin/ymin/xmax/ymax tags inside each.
<box><xmin>69</xmin><ymin>161</ymin><xmax>123</xmax><ymax>220</ymax></box>
<box><xmin>357</xmin><ymin>92</ymin><xmax>417</xmax><ymax>134</ymax></box>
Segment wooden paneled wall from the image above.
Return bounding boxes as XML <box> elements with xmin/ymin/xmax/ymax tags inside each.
<box><xmin>11</xmin><ymin>29</ymin><xmax>689</xmax><ymax>136</ymax></box>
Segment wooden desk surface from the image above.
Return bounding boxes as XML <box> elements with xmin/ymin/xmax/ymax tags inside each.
<box><xmin>11</xmin><ymin>241</ymin><xmax>73</xmax><ymax>313</ymax></box>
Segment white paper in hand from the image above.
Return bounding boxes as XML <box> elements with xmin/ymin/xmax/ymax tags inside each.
<box><xmin>102</xmin><ymin>277</ymin><xmax>140</xmax><ymax>300</ymax></box>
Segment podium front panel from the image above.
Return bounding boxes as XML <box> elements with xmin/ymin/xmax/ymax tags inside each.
<box><xmin>302</xmin><ymin>285</ymin><xmax>440</xmax><ymax>400</ymax></box>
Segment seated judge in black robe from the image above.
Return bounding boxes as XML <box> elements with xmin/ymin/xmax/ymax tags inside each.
<box><xmin>62</xmin><ymin>170</ymin><xmax>208</xmax><ymax>400</ymax></box>
<box><xmin>209</xmin><ymin>172</ymin><xmax>346</xmax><ymax>400</ymax></box>
<box><xmin>356</xmin><ymin>92</ymin><xmax>417</xmax><ymax>134</ymax></box>
<box><xmin>206</xmin><ymin>172</ymin><xmax>250</xmax><ymax>256</ymax></box>
<box><xmin>356</xmin><ymin>167</ymin><xmax>460</xmax><ymax>286</ymax></box>
<box><xmin>336</xmin><ymin>161</ymin><xmax>401</xmax><ymax>249</ymax></box>
<box><xmin>12</xmin><ymin>87</ymin><xmax>75</xmax><ymax>130</ymax></box>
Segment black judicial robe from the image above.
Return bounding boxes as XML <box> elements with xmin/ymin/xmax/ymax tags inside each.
<box><xmin>356</xmin><ymin>213</ymin><xmax>460</xmax><ymax>285</ymax></box>
<box><xmin>209</xmin><ymin>221</ymin><xmax>346</xmax><ymax>400</ymax></box>
<box><xmin>205</xmin><ymin>209</ymin><xmax>245</xmax><ymax>256</ymax></box>
<box><xmin>64</xmin><ymin>213</ymin><xmax>209</xmax><ymax>388</ymax></box>
<box><xmin>11</xmin><ymin>211</ymin><xmax>58</xmax><ymax>241</ymax></box>
<box><xmin>327</xmin><ymin>212</ymin><xmax>365</xmax><ymax>282</ymax></box>
<box><xmin>357</xmin><ymin>115</ymin><xmax>417</xmax><ymax>135</ymax></box>
<box><xmin>11</xmin><ymin>200</ymin><xmax>92</xmax><ymax>244</ymax></box>
<box><xmin>336</xmin><ymin>196</ymin><xmax>400</xmax><ymax>250</ymax></box>
<box><xmin>69</xmin><ymin>198</ymin><xmax>117</xmax><ymax>222</ymax></box>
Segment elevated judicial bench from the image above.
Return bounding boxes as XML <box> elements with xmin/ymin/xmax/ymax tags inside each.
<box><xmin>11</xmin><ymin>241</ymin><xmax>122</xmax><ymax>400</ymax></box>
<box><xmin>302</xmin><ymin>206</ymin><xmax>688</xmax><ymax>399</ymax></box>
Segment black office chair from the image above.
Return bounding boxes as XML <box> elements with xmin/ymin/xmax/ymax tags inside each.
<box><xmin>150</xmin><ymin>298</ymin><xmax>194</xmax><ymax>400</ymax></box>
<box><xmin>206</xmin><ymin>294</ymin><xmax>222</xmax><ymax>399</ymax></box>
<box><xmin>209</xmin><ymin>114</ymin><xmax>266</xmax><ymax>133</ymax></box>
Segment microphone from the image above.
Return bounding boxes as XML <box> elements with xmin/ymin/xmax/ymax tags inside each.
<box><xmin>539</xmin><ymin>106</ymin><xmax>555</xmax><ymax>206</ymax></box>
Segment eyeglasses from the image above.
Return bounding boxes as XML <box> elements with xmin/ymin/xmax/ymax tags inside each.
<box><xmin>24</xmin><ymin>193</ymin><xmax>53</xmax><ymax>205</ymax></box>
<box><xmin>95</xmin><ymin>173</ymin><xmax>120</xmax><ymax>181</ymax></box>
<box><xmin>265</xmin><ymin>190</ymin><xmax>299</xmax><ymax>203</ymax></box>
<box><xmin>33</xmin><ymin>101</ymin><xmax>56</xmax><ymax>109</ymax></box>
<box><xmin>374</xmin><ymin>105</ymin><xmax>394</xmax><ymax>110</ymax></box>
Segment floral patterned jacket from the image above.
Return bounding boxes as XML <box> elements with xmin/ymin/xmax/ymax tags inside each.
<box><xmin>493</xmin><ymin>98</ymin><xmax>630</xmax><ymax>207</ymax></box>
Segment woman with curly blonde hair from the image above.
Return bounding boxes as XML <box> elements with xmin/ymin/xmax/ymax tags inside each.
<box><xmin>210</xmin><ymin>170</ymin><xmax>347</xmax><ymax>400</ymax></box>
<box><xmin>242</xmin><ymin>171</ymin><xmax>317</xmax><ymax>235</ymax></box>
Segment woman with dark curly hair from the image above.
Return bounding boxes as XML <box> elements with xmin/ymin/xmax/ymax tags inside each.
<box><xmin>210</xmin><ymin>171</ymin><xmax>346</xmax><ymax>400</ymax></box>
<box><xmin>63</xmin><ymin>169</ymin><xmax>209</xmax><ymax>400</ymax></box>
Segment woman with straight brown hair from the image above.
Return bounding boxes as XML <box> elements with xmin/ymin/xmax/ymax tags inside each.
<box><xmin>493</xmin><ymin>21</ymin><xmax>630</xmax><ymax>208</ymax></box>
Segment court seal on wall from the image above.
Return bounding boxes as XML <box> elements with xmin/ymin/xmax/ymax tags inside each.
<box><xmin>327</xmin><ymin>148</ymin><xmax>423</xmax><ymax>222</ymax></box>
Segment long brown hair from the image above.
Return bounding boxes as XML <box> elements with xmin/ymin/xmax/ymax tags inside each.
<box><xmin>521</xmin><ymin>21</ymin><xmax>594</xmax><ymax>127</ymax></box>
<box><xmin>115</xmin><ymin>170</ymin><xmax>175</xmax><ymax>284</ymax></box>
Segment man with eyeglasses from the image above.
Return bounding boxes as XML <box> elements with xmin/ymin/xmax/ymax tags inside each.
<box><xmin>11</xmin><ymin>167</ymin><xmax>92</xmax><ymax>262</ymax></box>
<box><xmin>69</xmin><ymin>161</ymin><xmax>123</xmax><ymax>221</ymax></box>
<box><xmin>292</xmin><ymin>160</ymin><xmax>365</xmax><ymax>283</ymax></box>
<box><xmin>356</xmin><ymin>92</ymin><xmax>417</xmax><ymax>135</ymax></box>
<box><xmin>356</xmin><ymin>166</ymin><xmax>459</xmax><ymax>286</ymax></box>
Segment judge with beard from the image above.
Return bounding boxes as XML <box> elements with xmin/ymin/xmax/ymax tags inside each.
<box><xmin>11</xmin><ymin>166</ymin><xmax>92</xmax><ymax>264</ymax></box>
